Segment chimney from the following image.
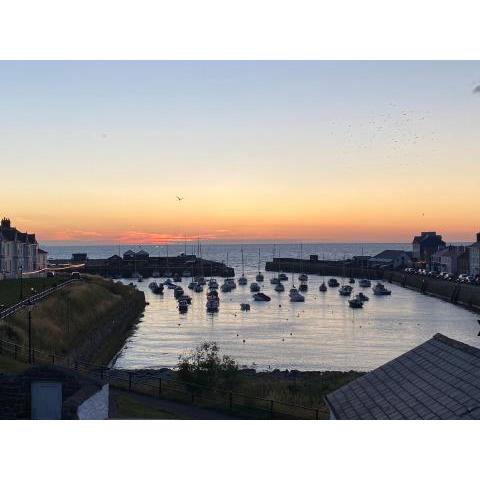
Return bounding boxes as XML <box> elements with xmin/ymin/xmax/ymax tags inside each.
<box><xmin>1</xmin><ymin>217</ymin><xmax>11</xmax><ymax>229</ymax></box>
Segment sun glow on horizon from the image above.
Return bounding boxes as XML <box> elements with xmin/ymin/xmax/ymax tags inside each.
<box><xmin>1</xmin><ymin>61</ymin><xmax>479</xmax><ymax>244</ymax></box>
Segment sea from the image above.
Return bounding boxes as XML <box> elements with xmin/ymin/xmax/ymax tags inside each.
<box><xmin>42</xmin><ymin>243</ymin><xmax>480</xmax><ymax>372</ymax></box>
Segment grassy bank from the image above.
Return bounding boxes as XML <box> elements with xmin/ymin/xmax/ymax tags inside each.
<box><xmin>0</xmin><ymin>277</ymin><xmax>61</xmax><ymax>308</ymax></box>
<box><xmin>236</xmin><ymin>370</ymin><xmax>364</xmax><ymax>418</ymax></box>
<box><xmin>0</xmin><ymin>276</ymin><xmax>145</xmax><ymax>364</ymax></box>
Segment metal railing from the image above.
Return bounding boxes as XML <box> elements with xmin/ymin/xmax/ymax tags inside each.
<box><xmin>0</xmin><ymin>279</ymin><xmax>79</xmax><ymax>320</ymax></box>
<box><xmin>0</xmin><ymin>337</ymin><xmax>321</xmax><ymax>420</ymax></box>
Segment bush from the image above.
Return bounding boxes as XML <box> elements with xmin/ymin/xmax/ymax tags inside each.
<box><xmin>177</xmin><ymin>341</ymin><xmax>239</xmax><ymax>390</ymax></box>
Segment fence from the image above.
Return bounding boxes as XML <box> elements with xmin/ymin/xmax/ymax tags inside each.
<box><xmin>0</xmin><ymin>337</ymin><xmax>321</xmax><ymax>420</ymax></box>
<box><xmin>0</xmin><ymin>279</ymin><xmax>79</xmax><ymax>320</ymax></box>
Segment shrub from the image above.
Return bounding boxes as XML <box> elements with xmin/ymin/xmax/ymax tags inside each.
<box><xmin>177</xmin><ymin>341</ymin><xmax>239</xmax><ymax>390</ymax></box>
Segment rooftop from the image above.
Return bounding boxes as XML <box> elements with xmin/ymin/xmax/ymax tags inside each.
<box><xmin>325</xmin><ymin>334</ymin><xmax>480</xmax><ymax>420</ymax></box>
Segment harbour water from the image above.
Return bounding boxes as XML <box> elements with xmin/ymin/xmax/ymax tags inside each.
<box><xmin>44</xmin><ymin>243</ymin><xmax>480</xmax><ymax>372</ymax></box>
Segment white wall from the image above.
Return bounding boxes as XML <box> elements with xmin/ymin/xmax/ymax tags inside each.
<box><xmin>77</xmin><ymin>384</ymin><xmax>109</xmax><ymax>420</ymax></box>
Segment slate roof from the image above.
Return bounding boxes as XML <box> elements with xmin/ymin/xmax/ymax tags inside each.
<box><xmin>371</xmin><ymin>250</ymin><xmax>410</xmax><ymax>260</ymax></box>
<box><xmin>325</xmin><ymin>334</ymin><xmax>480</xmax><ymax>420</ymax></box>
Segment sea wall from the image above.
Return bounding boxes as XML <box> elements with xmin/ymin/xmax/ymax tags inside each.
<box><xmin>382</xmin><ymin>271</ymin><xmax>480</xmax><ymax>311</ymax></box>
<box><xmin>266</xmin><ymin>258</ymin><xmax>480</xmax><ymax>312</ymax></box>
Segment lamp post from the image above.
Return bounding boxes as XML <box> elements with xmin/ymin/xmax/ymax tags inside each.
<box><xmin>27</xmin><ymin>301</ymin><xmax>34</xmax><ymax>363</ymax></box>
<box><xmin>19</xmin><ymin>265</ymin><xmax>24</xmax><ymax>300</ymax></box>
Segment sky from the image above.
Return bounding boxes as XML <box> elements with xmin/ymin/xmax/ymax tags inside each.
<box><xmin>1</xmin><ymin>61</ymin><xmax>479</xmax><ymax>245</ymax></box>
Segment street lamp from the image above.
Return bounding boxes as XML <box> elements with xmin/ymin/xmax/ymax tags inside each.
<box><xmin>27</xmin><ymin>301</ymin><xmax>35</xmax><ymax>363</ymax></box>
<box><xmin>19</xmin><ymin>265</ymin><xmax>24</xmax><ymax>301</ymax></box>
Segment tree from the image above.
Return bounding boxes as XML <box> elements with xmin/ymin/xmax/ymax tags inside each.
<box><xmin>177</xmin><ymin>341</ymin><xmax>239</xmax><ymax>390</ymax></box>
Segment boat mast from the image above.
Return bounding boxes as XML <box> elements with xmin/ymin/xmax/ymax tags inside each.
<box><xmin>241</xmin><ymin>247</ymin><xmax>245</xmax><ymax>276</ymax></box>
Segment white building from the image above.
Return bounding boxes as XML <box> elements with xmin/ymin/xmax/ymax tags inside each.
<box><xmin>430</xmin><ymin>245</ymin><xmax>467</xmax><ymax>275</ymax></box>
<box><xmin>469</xmin><ymin>232</ymin><xmax>480</xmax><ymax>277</ymax></box>
<box><xmin>0</xmin><ymin>217</ymin><xmax>47</xmax><ymax>279</ymax></box>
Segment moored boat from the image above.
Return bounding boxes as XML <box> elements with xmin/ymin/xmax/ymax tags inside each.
<box><xmin>339</xmin><ymin>285</ymin><xmax>353</xmax><ymax>296</ymax></box>
<box><xmin>372</xmin><ymin>282</ymin><xmax>391</xmax><ymax>296</ymax></box>
<box><xmin>319</xmin><ymin>282</ymin><xmax>327</xmax><ymax>292</ymax></box>
<box><xmin>348</xmin><ymin>298</ymin><xmax>363</xmax><ymax>308</ymax></box>
<box><xmin>359</xmin><ymin>279</ymin><xmax>371</xmax><ymax>288</ymax></box>
<box><xmin>328</xmin><ymin>278</ymin><xmax>340</xmax><ymax>287</ymax></box>
<box><xmin>250</xmin><ymin>282</ymin><xmax>260</xmax><ymax>292</ymax></box>
<box><xmin>253</xmin><ymin>292</ymin><xmax>271</xmax><ymax>301</ymax></box>
<box><xmin>274</xmin><ymin>282</ymin><xmax>285</xmax><ymax>292</ymax></box>
<box><xmin>290</xmin><ymin>291</ymin><xmax>305</xmax><ymax>302</ymax></box>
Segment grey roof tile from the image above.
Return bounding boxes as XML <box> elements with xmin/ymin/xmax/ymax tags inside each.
<box><xmin>325</xmin><ymin>334</ymin><xmax>480</xmax><ymax>420</ymax></box>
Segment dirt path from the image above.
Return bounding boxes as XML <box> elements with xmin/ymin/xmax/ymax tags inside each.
<box><xmin>109</xmin><ymin>388</ymin><xmax>239</xmax><ymax>420</ymax></box>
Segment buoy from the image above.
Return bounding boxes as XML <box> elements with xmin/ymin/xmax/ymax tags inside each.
<box><xmin>282</xmin><ymin>338</ymin><xmax>285</xmax><ymax>342</ymax></box>
<box><xmin>243</xmin><ymin>339</ymin><xmax>246</xmax><ymax>343</ymax></box>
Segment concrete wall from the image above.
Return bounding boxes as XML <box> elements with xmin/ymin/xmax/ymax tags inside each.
<box><xmin>77</xmin><ymin>384</ymin><xmax>109</xmax><ymax>420</ymax></box>
<box><xmin>384</xmin><ymin>271</ymin><xmax>480</xmax><ymax>311</ymax></box>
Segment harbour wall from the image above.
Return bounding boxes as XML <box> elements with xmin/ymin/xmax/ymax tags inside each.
<box><xmin>382</xmin><ymin>271</ymin><xmax>480</xmax><ymax>312</ymax></box>
<box><xmin>50</xmin><ymin>256</ymin><xmax>235</xmax><ymax>279</ymax></box>
<box><xmin>266</xmin><ymin>258</ymin><xmax>480</xmax><ymax>312</ymax></box>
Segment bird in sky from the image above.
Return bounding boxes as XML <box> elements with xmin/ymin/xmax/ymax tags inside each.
<box><xmin>176</xmin><ymin>196</ymin><xmax>184</xmax><ymax>201</ymax></box>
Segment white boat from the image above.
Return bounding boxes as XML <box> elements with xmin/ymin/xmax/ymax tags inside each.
<box><xmin>178</xmin><ymin>299</ymin><xmax>189</xmax><ymax>312</ymax></box>
<box><xmin>206</xmin><ymin>298</ymin><xmax>219</xmax><ymax>312</ymax></box>
<box><xmin>274</xmin><ymin>282</ymin><xmax>285</xmax><ymax>292</ymax></box>
<box><xmin>359</xmin><ymin>279</ymin><xmax>371</xmax><ymax>288</ymax></box>
<box><xmin>255</xmin><ymin>249</ymin><xmax>264</xmax><ymax>281</ymax></box>
<box><xmin>339</xmin><ymin>285</ymin><xmax>353</xmax><ymax>296</ymax></box>
<box><xmin>250</xmin><ymin>282</ymin><xmax>260</xmax><ymax>292</ymax></box>
<box><xmin>238</xmin><ymin>248</ymin><xmax>248</xmax><ymax>285</ymax></box>
<box><xmin>372</xmin><ymin>282</ymin><xmax>391</xmax><ymax>296</ymax></box>
<box><xmin>290</xmin><ymin>292</ymin><xmax>305</xmax><ymax>302</ymax></box>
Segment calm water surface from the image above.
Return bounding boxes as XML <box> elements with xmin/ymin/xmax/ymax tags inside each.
<box><xmin>44</xmin><ymin>243</ymin><xmax>479</xmax><ymax>371</ymax></box>
<box><xmin>112</xmin><ymin>273</ymin><xmax>480</xmax><ymax>372</ymax></box>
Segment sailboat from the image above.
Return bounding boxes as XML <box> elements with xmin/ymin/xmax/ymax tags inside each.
<box><xmin>298</xmin><ymin>244</ymin><xmax>308</xmax><ymax>282</ymax></box>
<box><xmin>255</xmin><ymin>249</ymin><xmax>264</xmax><ymax>281</ymax></box>
<box><xmin>238</xmin><ymin>247</ymin><xmax>248</xmax><ymax>285</ymax></box>
<box><xmin>319</xmin><ymin>254</ymin><xmax>327</xmax><ymax>292</ymax></box>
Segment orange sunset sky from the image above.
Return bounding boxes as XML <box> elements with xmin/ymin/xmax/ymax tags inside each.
<box><xmin>1</xmin><ymin>61</ymin><xmax>479</xmax><ymax>245</ymax></box>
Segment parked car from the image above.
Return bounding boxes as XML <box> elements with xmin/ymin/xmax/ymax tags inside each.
<box><xmin>71</xmin><ymin>271</ymin><xmax>81</xmax><ymax>279</ymax></box>
<box><xmin>46</xmin><ymin>271</ymin><xmax>55</xmax><ymax>278</ymax></box>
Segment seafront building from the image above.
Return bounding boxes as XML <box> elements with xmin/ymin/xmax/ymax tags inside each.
<box><xmin>430</xmin><ymin>245</ymin><xmax>468</xmax><ymax>275</ymax></box>
<box><xmin>412</xmin><ymin>231</ymin><xmax>446</xmax><ymax>262</ymax></box>
<box><xmin>0</xmin><ymin>217</ymin><xmax>47</xmax><ymax>279</ymax></box>
<box><xmin>469</xmin><ymin>233</ymin><xmax>480</xmax><ymax>277</ymax></box>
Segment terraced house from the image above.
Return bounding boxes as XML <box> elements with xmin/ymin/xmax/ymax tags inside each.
<box><xmin>0</xmin><ymin>218</ymin><xmax>45</xmax><ymax>278</ymax></box>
